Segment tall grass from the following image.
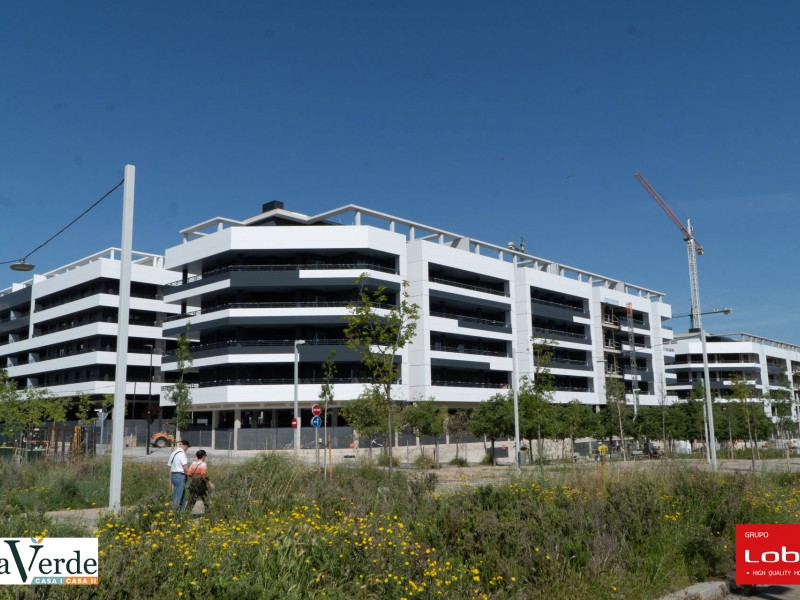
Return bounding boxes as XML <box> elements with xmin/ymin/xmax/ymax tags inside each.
<box><xmin>4</xmin><ymin>455</ymin><xmax>800</xmax><ymax>599</ymax></box>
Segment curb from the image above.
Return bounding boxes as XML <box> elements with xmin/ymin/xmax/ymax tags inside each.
<box><xmin>658</xmin><ymin>581</ymin><xmax>728</xmax><ymax>600</ymax></box>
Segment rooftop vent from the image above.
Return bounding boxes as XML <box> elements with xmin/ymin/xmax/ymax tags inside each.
<box><xmin>262</xmin><ymin>200</ymin><xmax>284</xmax><ymax>212</ymax></box>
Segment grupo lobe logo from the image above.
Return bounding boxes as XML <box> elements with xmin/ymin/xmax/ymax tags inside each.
<box><xmin>736</xmin><ymin>524</ymin><xmax>800</xmax><ymax>585</ymax></box>
<box><xmin>0</xmin><ymin>537</ymin><xmax>98</xmax><ymax>585</ymax></box>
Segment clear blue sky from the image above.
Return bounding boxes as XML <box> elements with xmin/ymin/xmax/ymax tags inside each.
<box><xmin>2</xmin><ymin>1</ymin><xmax>798</xmax><ymax>342</ymax></box>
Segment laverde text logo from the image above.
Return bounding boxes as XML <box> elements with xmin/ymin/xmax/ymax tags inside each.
<box><xmin>736</xmin><ymin>524</ymin><xmax>800</xmax><ymax>585</ymax></box>
<box><xmin>0</xmin><ymin>538</ymin><xmax>98</xmax><ymax>585</ymax></box>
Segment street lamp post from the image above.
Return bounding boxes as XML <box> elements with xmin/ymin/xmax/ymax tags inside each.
<box><xmin>670</xmin><ymin>307</ymin><xmax>731</xmax><ymax>473</ymax></box>
<box><xmin>699</xmin><ymin>328</ymin><xmax>718</xmax><ymax>471</ymax></box>
<box><xmin>109</xmin><ymin>164</ymin><xmax>135</xmax><ymax>513</ymax></box>
<box><xmin>293</xmin><ymin>340</ymin><xmax>306</xmax><ymax>456</ymax></box>
<box><xmin>145</xmin><ymin>343</ymin><xmax>155</xmax><ymax>456</ymax></box>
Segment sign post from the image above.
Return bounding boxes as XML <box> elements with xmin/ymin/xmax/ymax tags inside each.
<box><xmin>311</xmin><ymin>414</ymin><xmax>322</xmax><ymax>472</ymax></box>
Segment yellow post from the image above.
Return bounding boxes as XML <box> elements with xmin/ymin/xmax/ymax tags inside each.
<box><xmin>598</xmin><ymin>443</ymin><xmax>608</xmax><ymax>480</ymax></box>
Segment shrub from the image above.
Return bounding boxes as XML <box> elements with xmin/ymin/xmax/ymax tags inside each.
<box><xmin>414</xmin><ymin>453</ymin><xmax>436</xmax><ymax>469</ymax></box>
<box><xmin>449</xmin><ymin>457</ymin><xmax>469</xmax><ymax>467</ymax></box>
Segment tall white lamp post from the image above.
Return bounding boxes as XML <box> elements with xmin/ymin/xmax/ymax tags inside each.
<box><xmin>293</xmin><ymin>340</ymin><xmax>306</xmax><ymax>456</ymax></box>
<box><xmin>109</xmin><ymin>164</ymin><xmax>135</xmax><ymax>513</ymax></box>
<box><xmin>669</xmin><ymin>307</ymin><xmax>731</xmax><ymax>473</ymax></box>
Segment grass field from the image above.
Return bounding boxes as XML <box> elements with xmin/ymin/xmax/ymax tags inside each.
<box><xmin>2</xmin><ymin>454</ymin><xmax>799</xmax><ymax>599</ymax></box>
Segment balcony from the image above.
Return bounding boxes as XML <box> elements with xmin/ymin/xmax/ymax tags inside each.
<box><xmin>164</xmin><ymin>301</ymin><xmax>394</xmax><ymax>323</ymax></box>
<box><xmin>533</xmin><ymin>326</ymin><xmax>588</xmax><ymax>343</ymax></box>
<box><xmin>430</xmin><ymin>310</ymin><xmax>510</xmax><ymax>331</ymax></box>
<box><xmin>166</xmin><ymin>262</ymin><xmax>398</xmax><ymax>288</ymax></box>
<box><xmin>429</xmin><ymin>276</ymin><xmax>506</xmax><ymax>297</ymax></box>
<box><xmin>192</xmin><ymin>376</ymin><xmax>376</xmax><ymax>388</ymax></box>
<box><xmin>431</xmin><ymin>379</ymin><xmax>509</xmax><ymax>389</ymax></box>
<box><xmin>531</xmin><ymin>297</ymin><xmax>588</xmax><ymax>315</ymax></box>
<box><xmin>430</xmin><ymin>343</ymin><xmax>510</xmax><ymax>358</ymax></box>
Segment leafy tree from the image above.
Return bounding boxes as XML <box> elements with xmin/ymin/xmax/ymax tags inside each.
<box><xmin>519</xmin><ymin>337</ymin><xmax>557</xmax><ymax>467</ymax></box>
<box><xmin>340</xmin><ymin>387</ymin><xmax>389</xmax><ymax>458</ymax></box>
<box><xmin>344</xmin><ymin>275</ymin><xmax>420</xmax><ymax>474</ymax></box>
<box><xmin>550</xmin><ymin>399</ymin><xmax>596</xmax><ymax>460</ymax></box>
<box><xmin>632</xmin><ymin>406</ymin><xmax>663</xmax><ymax>447</ymax></box>
<box><xmin>75</xmin><ymin>392</ymin><xmax>98</xmax><ymax>424</ymax></box>
<box><xmin>0</xmin><ymin>370</ymin><xmax>68</xmax><ymax>457</ymax></box>
<box><xmin>672</xmin><ymin>384</ymin><xmax>708</xmax><ymax>450</ymax></box>
<box><xmin>597</xmin><ymin>377</ymin><xmax>630</xmax><ymax>459</ymax></box>
<box><xmin>468</xmin><ymin>393</ymin><xmax>513</xmax><ymax>466</ymax></box>
<box><xmin>404</xmin><ymin>398</ymin><xmax>447</xmax><ymax>463</ymax></box>
<box><xmin>731</xmin><ymin>373</ymin><xmax>758</xmax><ymax>472</ymax></box>
<box><xmin>168</xmin><ymin>325</ymin><xmax>194</xmax><ymax>433</ymax></box>
<box><xmin>769</xmin><ymin>368</ymin><xmax>794</xmax><ymax>467</ymax></box>
<box><xmin>319</xmin><ymin>350</ymin><xmax>337</xmax><ymax>462</ymax></box>
<box><xmin>446</xmin><ymin>410</ymin><xmax>471</xmax><ymax>460</ymax></box>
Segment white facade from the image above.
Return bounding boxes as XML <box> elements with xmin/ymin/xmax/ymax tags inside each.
<box><xmin>668</xmin><ymin>332</ymin><xmax>800</xmax><ymax>419</ymax></box>
<box><xmin>0</xmin><ymin>249</ymin><xmax>178</xmax><ymax>411</ymax></box>
<box><xmin>160</xmin><ymin>202</ymin><xmax>676</xmax><ymax>424</ymax></box>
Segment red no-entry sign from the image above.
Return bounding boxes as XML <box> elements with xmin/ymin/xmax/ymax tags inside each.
<box><xmin>311</xmin><ymin>404</ymin><xmax>322</xmax><ymax>416</ymax></box>
<box><xmin>291</xmin><ymin>417</ymin><xmax>298</xmax><ymax>429</ymax></box>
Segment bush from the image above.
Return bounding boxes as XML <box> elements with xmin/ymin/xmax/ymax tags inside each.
<box><xmin>8</xmin><ymin>454</ymin><xmax>800</xmax><ymax>599</ymax></box>
<box><xmin>414</xmin><ymin>453</ymin><xmax>436</xmax><ymax>469</ymax></box>
<box><xmin>376</xmin><ymin>453</ymin><xmax>400</xmax><ymax>467</ymax></box>
<box><xmin>449</xmin><ymin>457</ymin><xmax>469</xmax><ymax>467</ymax></box>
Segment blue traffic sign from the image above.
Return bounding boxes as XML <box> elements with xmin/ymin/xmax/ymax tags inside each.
<box><xmin>311</xmin><ymin>415</ymin><xmax>322</xmax><ymax>428</ymax></box>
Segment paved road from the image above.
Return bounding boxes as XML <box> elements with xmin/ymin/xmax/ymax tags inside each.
<box><xmin>727</xmin><ymin>584</ymin><xmax>800</xmax><ymax>599</ymax></box>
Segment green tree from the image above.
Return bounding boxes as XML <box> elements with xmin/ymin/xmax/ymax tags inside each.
<box><xmin>0</xmin><ymin>370</ymin><xmax>68</xmax><ymax>458</ymax></box>
<box><xmin>344</xmin><ymin>275</ymin><xmax>420</xmax><ymax>474</ymax></box>
<box><xmin>550</xmin><ymin>399</ymin><xmax>596</xmax><ymax>461</ymax></box>
<box><xmin>519</xmin><ymin>337</ymin><xmax>557</xmax><ymax>467</ymax></box>
<box><xmin>446</xmin><ymin>410</ymin><xmax>471</xmax><ymax>461</ymax></box>
<box><xmin>319</xmin><ymin>350</ymin><xmax>337</xmax><ymax>461</ymax></box>
<box><xmin>340</xmin><ymin>387</ymin><xmax>389</xmax><ymax>459</ymax></box>
<box><xmin>168</xmin><ymin>325</ymin><xmax>194</xmax><ymax>433</ymax></box>
<box><xmin>769</xmin><ymin>368</ymin><xmax>794</xmax><ymax>468</ymax></box>
<box><xmin>404</xmin><ymin>398</ymin><xmax>447</xmax><ymax>463</ymax></box>
<box><xmin>672</xmin><ymin>384</ymin><xmax>708</xmax><ymax>451</ymax></box>
<box><xmin>468</xmin><ymin>393</ymin><xmax>513</xmax><ymax>466</ymax></box>
<box><xmin>597</xmin><ymin>377</ymin><xmax>630</xmax><ymax>459</ymax></box>
<box><xmin>731</xmin><ymin>373</ymin><xmax>758</xmax><ymax>472</ymax></box>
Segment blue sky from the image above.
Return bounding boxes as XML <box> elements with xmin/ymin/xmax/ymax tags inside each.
<box><xmin>1</xmin><ymin>1</ymin><xmax>798</xmax><ymax>342</ymax></box>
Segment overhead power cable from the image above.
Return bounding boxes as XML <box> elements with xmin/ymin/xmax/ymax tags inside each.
<box><xmin>0</xmin><ymin>178</ymin><xmax>125</xmax><ymax>266</ymax></box>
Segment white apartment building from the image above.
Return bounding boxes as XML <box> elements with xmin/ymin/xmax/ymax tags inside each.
<box><xmin>0</xmin><ymin>248</ymin><xmax>179</xmax><ymax>423</ymax></box>
<box><xmin>160</xmin><ymin>202</ymin><xmax>676</xmax><ymax>449</ymax></box>
<box><xmin>669</xmin><ymin>332</ymin><xmax>800</xmax><ymax>419</ymax></box>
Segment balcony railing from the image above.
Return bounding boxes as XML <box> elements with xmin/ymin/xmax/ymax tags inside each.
<box><xmin>551</xmin><ymin>358</ymin><xmax>590</xmax><ymax>368</ymax></box>
<box><xmin>429</xmin><ymin>277</ymin><xmax>506</xmax><ymax>297</ymax></box>
<box><xmin>163</xmin><ymin>338</ymin><xmax>350</xmax><ymax>357</ymax></box>
<box><xmin>164</xmin><ymin>301</ymin><xmax>394</xmax><ymax>323</ymax></box>
<box><xmin>431</xmin><ymin>380</ymin><xmax>509</xmax><ymax>389</ymax></box>
<box><xmin>187</xmin><ymin>376</ymin><xmax>378</xmax><ymax>388</ymax></box>
<box><xmin>430</xmin><ymin>344</ymin><xmax>510</xmax><ymax>357</ymax></box>
<box><xmin>531</xmin><ymin>298</ymin><xmax>585</xmax><ymax>313</ymax></box>
<box><xmin>533</xmin><ymin>326</ymin><xmax>587</xmax><ymax>340</ymax></box>
<box><xmin>430</xmin><ymin>310</ymin><xmax>510</xmax><ymax>329</ymax></box>
<box><xmin>166</xmin><ymin>262</ymin><xmax>399</xmax><ymax>287</ymax></box>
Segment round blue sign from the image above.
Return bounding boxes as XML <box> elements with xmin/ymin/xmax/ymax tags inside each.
<box><xmin>311</xmin><ymin>415</ymin><xmax>322</xmax><ymax>428</ymax></box>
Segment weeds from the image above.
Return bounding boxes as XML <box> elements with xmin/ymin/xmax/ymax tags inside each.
<box><xmin>3</xmin><ymin>455</ymin><xmax>800</xmax><ymax>599</ymax></box>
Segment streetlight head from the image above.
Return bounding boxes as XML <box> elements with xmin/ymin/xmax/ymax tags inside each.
<box><xmin>721</xmin><ymin>308</ymin><xmax>732</xmax><ymax>315</ymax></box>
<box><xmin>10</xmin><ymin>260</ymin><xmax>34</xmax><ymax>272</ymax></box>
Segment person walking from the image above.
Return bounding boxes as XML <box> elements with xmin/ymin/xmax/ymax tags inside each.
<box><xmin>168</xmin><ymin>440</ymin><xmax>191</xmax><ymax>508</ymax></box>
<box><xmin>185</xmin><ymin>449</ymin><xmax>215</xmax><ymax>514</ymax></box>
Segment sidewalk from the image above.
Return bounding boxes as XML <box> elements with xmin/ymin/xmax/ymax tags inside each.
<box><xmin>659</xmin><ymin>581</ymin><xmax>800</xmax><ymax>599</ymax></box>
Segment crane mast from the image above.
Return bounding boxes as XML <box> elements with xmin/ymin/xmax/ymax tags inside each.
<box><xmin>634</xmin><ymin>172</ymin><xmax>704</xmax><ymax>331</ymax></box>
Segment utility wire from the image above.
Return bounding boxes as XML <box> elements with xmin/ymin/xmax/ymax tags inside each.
<box><xmin>0</xmin><ymin>178</ymin><xmax>125</xmax><ymax>266</ymax></box>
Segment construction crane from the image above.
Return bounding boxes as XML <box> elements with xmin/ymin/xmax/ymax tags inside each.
<box><xmin>634</xmin><ymin>172</ymin><xmax>705</xmax><ymax>331</ymax></box>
